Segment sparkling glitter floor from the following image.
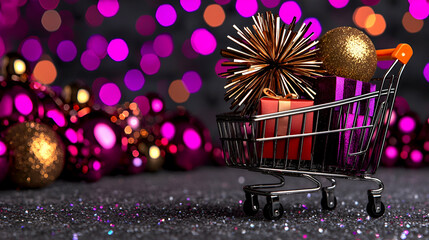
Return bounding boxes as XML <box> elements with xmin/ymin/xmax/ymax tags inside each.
<box><xmin>0</xmin><ymin>167</ymin><xmax>427</xmax><ymax>239</ymax></box>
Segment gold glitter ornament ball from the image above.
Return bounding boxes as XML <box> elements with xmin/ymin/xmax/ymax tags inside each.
<box><xmin>5</xmin><ymin>121</ymin><xmax>65</xmax><ymax>188</ymax></box>
<box><xmin>317</xmin><ymin>26</ymin><xmax>377</xmax><ymax>82</ymax></box>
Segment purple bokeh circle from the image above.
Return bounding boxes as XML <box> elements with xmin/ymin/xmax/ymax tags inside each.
<box><xmin>215</xmin><ymin>59</ymin><xmax>233</xmax><ymax>77</ymax></box>
<box><xmin>303</xmin><ymin>18</ymin><xmax>322</xmax><ymax>41</ymax></box>
<box><xmin>99</xmin><ymin>83</ymin><xmax>121</xmax><ymax>106</ymax></box>
<box><xmin>133</xmin><ymin>95</ymin><xmax>150</xmax><ymax>116</ymax></box>
<box><xmin>57</xmin><ymin>40</ymin><xmax>77</xmax><ymax>62</ymax></box>
<box><xmin>214</xmin><ymin>0</ymin><xmax>230</xmax><ymax>5</ymax></box>
<box><xmin>80</xmin><ymin>50</ymin><xmax>100</xmax><ymax>71</ymax></box>
<box><xmin>107</xmin><ymin>38</ymin><xmax>128</xmax><ymax>61</ymax></box>
<box><xmin>182</xmin><ymin>71</ymin><xmax>202</xmax><ymax>93</ymax></box>
<box><xmin>409</xmin><ymin>0</ymin><xmax>429</xmax><ymax>20</ymax></box>
<box><xmin>86</xmin><ymin>5</ymin><xmax>104</xmax><ymax>27</ymax></box>
<box><xmin>180</xmin><ymin>0</ymin><xmax>201</xmax><ymax>12</ymax></box>
<box><xmin>153</xmin><ymin>34</ymin><xmax>173</xmax><ymax>58</ymax></box>
<box><xmin>124</xmin><ymin>69</ymin><xmax>145</xmax><ymax>91</ymax></box>
<box><xmin>87</xmin><ymin>34</ymin><xmax>108</xmax><ymax>59</ymax></box>
<box><xmin>261</xmin><ymin>0</ymin><xmax>280</xmax><ymax>8</ymax></box>
<box><xmin>191</xmin><ymin>28</ymin><xmax>217</xmax><ymax>55</ymax></box>
<box><xmin>20</xmin><ymin>38</ymin><xmax>42</xmax><ymax>62</ymax></box>
<box><xmin>235</xmin><ymin>0</ymin><xmax>257</xmax><ymax>18</ymax></box>
<box><xmin>140</xmin><ymin>54</ymin><xmax>160</xmax><ymax>75</ymax></box>
<box><xmin>39</xmin><ymin>0</ymin><xmax>59</xmax><ymax>10</ymax></box>
<box><xmin>423</xmin><ymin>62</ymin><xmax>429</xmax><ymax>82</ymax></box>
<box><xmin>279</xmin><ymin>1</ymin><xmax>301</xmax><ymax>24</ymax></box>
<box><xmin>328</xmin><ymin>0</ymin><xmax>349</xmax><ymax>8</ymax></box>
<box><xmin>361</xmin><ymin>0</ymin><xmax>380</xmax><ymax>6</ymax></box>
<box><xmin>140</xmin><ymin>41</ymin><xmax>155</xmax><ymax>55</ymax></box>
<box><xmin>97</xmin><ymin>0</ymin><xmax>119</xmax><ymax>18</ymax></box>
<box><xmin>156</xmin><ymin>4</ymin><xmax>177</xmax><ymax>27</ymax></box>
<box><xmin>136</xmin><ymin>15</ymin><xmax>156</xmax><ymax>36</ymax></box>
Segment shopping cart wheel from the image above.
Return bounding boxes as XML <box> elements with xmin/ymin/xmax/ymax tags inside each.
<box><xmin>243</xmin><ymin>193</ymin><xmax>259</xmax><ymax>216</ymax></box>
<box><xmin>263</xmin><ymin>196</ymin><xmax>283</xmax><ymax>220</ymax></box>
<box><xmin>321</xmin><ymin>188</ymin><xmax>337</xmax><ymax>210</ymax></box>
<box><xmin>366</xmin><ymin>194</ymin><xmax>385</xmax><ymax>218</ymax></box>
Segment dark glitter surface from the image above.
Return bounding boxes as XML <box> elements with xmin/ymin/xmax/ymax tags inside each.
<box><xmin>0</xmin><ymin>167</ymin><xmax>428</xmax><ymax>239</ymax></box>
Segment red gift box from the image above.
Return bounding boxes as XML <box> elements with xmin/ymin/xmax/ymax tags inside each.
<box><xmin>259</xmin><ymin>96</ymin><xmax>314</xmax><ymax>161</ymax></box>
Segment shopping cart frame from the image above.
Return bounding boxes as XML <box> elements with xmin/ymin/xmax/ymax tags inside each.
<box><xmin>216</xmin><ymin>44</ymin><xmax>412</xmax><ymax>220</ymax></box>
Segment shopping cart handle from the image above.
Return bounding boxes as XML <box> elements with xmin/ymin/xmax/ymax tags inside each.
<box><xmin>376</xmin><ymin>43</ymin><xmax>413</xmax><ymax>65</ymax></box>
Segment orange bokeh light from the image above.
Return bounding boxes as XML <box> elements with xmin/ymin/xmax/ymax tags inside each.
<box><xmin>41</xmin><ymin>10</ymin><xmax>61</xmax><ymax>32</ymax></box>
<box><xmin>168</xmin><ymin>80</ymin><xmax>190</xmax><ymax>103</ymax></box>
<box><xmin>402</xmin><ymin>12</ymin><xmax>424</xmax><ymax>33</ymax></box>
<box><xmin>364</xmin><ymin>13</ymin><xmax>376</xmax><ymax>29</ymax></box>
<box><xmin>366</xmin><ymin>14</ymin><xmax>386</xmax><ymax>36</ymax></box>
<box><xmin>33</xmin><ymin>60</ymin><xmax>57</xmax><ymax>84</ymax></box>
<box><xmin>203</xmin><ymin>4</ymin><xmax>225</xmax><ymax>28</ymax></box>
<box><xmin>353</xmin><ymin>6</ymin><xmax>375</xmax><ymax>29</ymax></box>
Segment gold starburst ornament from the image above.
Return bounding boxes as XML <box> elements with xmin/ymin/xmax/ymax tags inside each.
<box><xmin>220</xmin><ymin>12</ymin><xmax>325</xmax><ymax>115</ymax></box>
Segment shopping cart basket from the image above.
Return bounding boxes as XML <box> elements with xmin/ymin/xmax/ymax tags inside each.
<box><xmin>216</xmin><ymin>44</ymin><xmax>412</xmax><ymax>220</ymax></box>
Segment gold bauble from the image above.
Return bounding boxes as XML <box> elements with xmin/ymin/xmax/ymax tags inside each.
<box><xmin>317</xmin><ymin>26</ymin><xmax>377</xmax><ymax>82</ymax></box>
<box><xmin>5</xmin><ymin>121</ymin><xmax>65</xmax><ymax>188</ymax></box>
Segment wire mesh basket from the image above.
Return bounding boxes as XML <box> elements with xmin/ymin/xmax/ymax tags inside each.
<box><xmin>216</xmin><ymin>44</ymin><xmax>412</xmax><ymax>220</ymax></box>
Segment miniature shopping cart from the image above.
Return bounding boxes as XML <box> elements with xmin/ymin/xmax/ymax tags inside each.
<box><xmin>216</xmin><ymin>44</ymin><xmax>412</xmax><ymax>220</ymax></box>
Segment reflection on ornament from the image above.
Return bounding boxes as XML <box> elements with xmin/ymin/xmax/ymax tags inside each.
<box><xmin>33</xmin><ymin>84</ymin><xmax>68</xmax><ymax>130</ymax></box>
<box><xmin>317</xmin><ymin>26</ymin><xmax>377</xmax><ymax>82</ymax></box>
<box><xmin>5</xmin><ymin>121</ymin><xmax>65</xmax><ymax>188</ymax></box>
<box><xmin>0</xmin><ymin>81</ymin><xmax>40</xmax><ymax>131</ymax></box>
<box><xmin>405</xmin><ymin>148</ymin><xmax>424</xmax><ymax>168</ymax></box>
<box><xmin>63</xmin><ymin>110</ymin><xmax>125</xmax><ymax>181</ymax></box>
<box><xmin>161</xmin><ymin>121</ymin><xmax>175</xmax><ymax>140</ymax></box>
<box><xmin>94</xmin><ymin>122</ymin><xmax>116</xmax><ymax>149</ymax></box>
<box><xmin>145</xmin><ymin>92</ymin><xmax>165</xmax><ymax>116</ymax></box>
<box><xmin>1</xmin><ymin>52</ymin><xmax>30</xmax><ymax>82</ymax></box>
<box><xmin>162</xmin><ymin>108</ymin><xmax>211</xmax><ymax>171</ymax></box>
<box><xmin>398</xmin><ymin>116</ymin><xmax>417</xmax><ymax>134</ymax></box>
<box><xmin>63</xmin><ymin>141</ymin><xmax>104</xmax><ymax>182</ymax></box>
<box><xmin>79</xmin><ymin>111</ymin><xmax>124</xmax><ymax>175</ymax></box>
<box><xmin>381</xmin><ymin>145</ymin><xmax>399</xmax><ymax>167</ymax></box>
<box><xmin>183</xmin><ymin>128</ymin><xmax>201</xmax><ymax>150</ymax></box>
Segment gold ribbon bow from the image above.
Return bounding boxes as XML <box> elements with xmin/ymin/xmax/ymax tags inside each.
<box><xmin>263</xmin><ymin>88</ymin><xmax>299</xmax><ymax>100</ymax></box>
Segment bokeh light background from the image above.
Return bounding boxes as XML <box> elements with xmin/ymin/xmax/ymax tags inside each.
<box><xmin>0</xmin><ymin>0</ymin><xmax>428</xmax><ymax>138</ymax></box>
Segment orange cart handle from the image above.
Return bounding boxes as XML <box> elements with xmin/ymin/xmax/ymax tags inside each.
<box><xmin>376</xmin><ymin>43</ymin><xmax>413</xmax><ymax>64</ymax></box>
